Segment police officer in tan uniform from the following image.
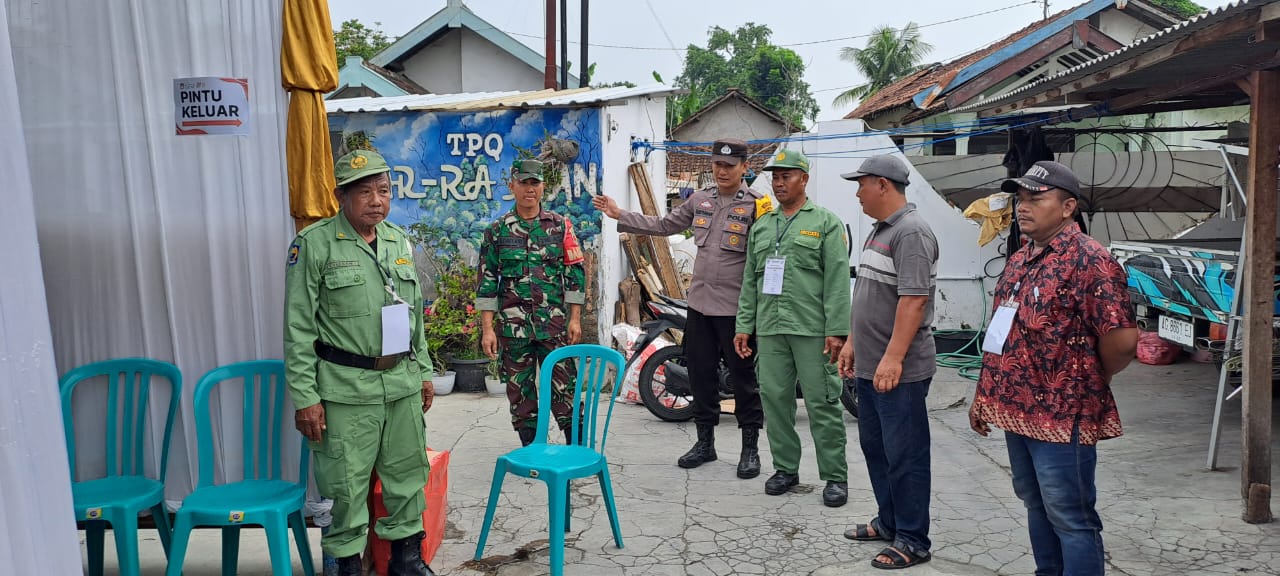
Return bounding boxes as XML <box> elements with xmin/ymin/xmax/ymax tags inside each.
<box><xmin>593</xmin><ymin>138</ymin><xmax>771</xmax><ymax>478</ymax></box>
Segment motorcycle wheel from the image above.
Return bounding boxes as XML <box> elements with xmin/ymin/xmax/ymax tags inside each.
<box><xmin>840</xmin><ymin>377</ymin><xmax>858</xmax><ymax>419</ymax></box>
<box><xmin>638</xmin><ymin>345</ymin><xmax>695</xmax><ymax>422</ymax></box>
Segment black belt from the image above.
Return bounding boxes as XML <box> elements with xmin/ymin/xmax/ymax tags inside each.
<box><xmin>315</xmin><ymin>341</ymin><xmax>408</xmax><ymax>371</ymax></box>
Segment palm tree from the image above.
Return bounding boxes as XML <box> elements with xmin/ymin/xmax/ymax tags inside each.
<box><xmin>833</xmin><ymin>22</ymin><xmax>934</xmax><ymax>108</ymax></box>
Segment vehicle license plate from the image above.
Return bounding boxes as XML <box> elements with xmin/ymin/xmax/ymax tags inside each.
<box><xmin>1157</xmin><ymin>315</ymin><xmax>1194</xmax><ymax>347</ymax></box>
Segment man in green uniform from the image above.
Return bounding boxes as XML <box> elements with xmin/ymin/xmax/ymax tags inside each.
<box><xmin>284</xmin><ymin>150</ymin><xmax>436</xmax><ymax>576</ymax></box>
<box><xmin>734</xmin><ymin>149</ymin><xmax>851</xmax><ymax>507</ymax></box>
<box><xmin>477</xmin><ymin>159</ymin><xmax>587</xmax><ymax>446</ymax></box>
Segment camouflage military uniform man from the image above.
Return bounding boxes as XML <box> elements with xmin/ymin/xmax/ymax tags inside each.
<box><xmin>285</xmin><ymin>150</ymin><xmax>436</xmax><ymax>576</ymax></box>
<box><xmin>478</xmin><ymin>159</ymin><xmax>586</xmax><ymax>446</ymax></box>
<box><xmin>594</xmin><ymin>138</ymin><xmax>772</xmax><ymax>478</ymax></box>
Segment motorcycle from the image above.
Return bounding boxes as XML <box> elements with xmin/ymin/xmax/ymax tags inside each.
<box><xmin>626</xmin><ymin>294</ymin><xmax>859</xmax><ymax>422</ymax></box>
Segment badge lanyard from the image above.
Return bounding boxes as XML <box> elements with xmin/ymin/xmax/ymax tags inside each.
<box><xmin>363</xmin><ymin>244</ymin><xmax>406</xmax><ymax>305</ymax></box>
<box><xmin>762</xmin><ymin>213</ymin><xmax>797</xmax><ymax>297</ymax></box>
<box><xmin>774</xmin><ymin>213</ymin><xmax>799</xmax><ymax>256</ymax></box>
<box><xmin>983</xmin><ymin>246</ymin><xmax>1051</xmax><ymax>354</ymax></box>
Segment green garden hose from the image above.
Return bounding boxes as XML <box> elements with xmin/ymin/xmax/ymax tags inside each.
<box><xmin>934</xmin><ymin>284</ymin><xmax>988</xmax><ymax>381</ymax></box>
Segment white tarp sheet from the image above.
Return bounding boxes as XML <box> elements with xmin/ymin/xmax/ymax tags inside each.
<box><xmin>0</xmin><ymin>0</ymin><xmax>81</xmax><ymax>570</ymax></box>
<box><xmin>7</xmin><ymin>0</ymin><xmax>298</xmax><ymax>510</ymax></box>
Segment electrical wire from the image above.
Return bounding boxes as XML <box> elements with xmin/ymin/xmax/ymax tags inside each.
<box><xmin>493</xmin><ymin>0</ymin><xmax>1041</xmax><ymax>51</ymax></box>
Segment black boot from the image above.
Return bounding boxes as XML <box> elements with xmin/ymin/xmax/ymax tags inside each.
<box><xmin>765</xmin><ymin>470</ymin><xmax>799</xmax><ymax>495</ymax></box>
<box><xmin>388</xmin><ymin>532</ymin><xmax>435</xmax><ymax>576</ymax></box>
<box><xmin>736</xmin><ymin>427</ymin><xmax>761</xmax><ymax>479</ymax></box>
<box><xmin>517</xmin><ymin>427</ymin><xmax>536</xmax><ymax>447</ymax></box>
<box><xmin>678</xmin><ymin>423</ymin><xmax>717</xmax><ymax>468</ymax></box>
<box><xmin>336</xmin><ymin>554</ymin><xmax>362</xmax><ymax>576</ymax></box>
<box><xmin>561</xmin><ymin>420</ymin><xmax>584</xmax><ymax>445</ymax></box>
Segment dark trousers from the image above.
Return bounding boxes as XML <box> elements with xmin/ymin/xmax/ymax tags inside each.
<box><xmin>683</xmin><ymin>308</ymin><xmax>763</xmax><ymax>429</ymax></box>
<box><xmin>1006</xmin><ymin>427</ymin><xmax>1104</xmax><ymax>576</ymax></box>
<box><xmin>856</xmin><ymin>377</ymin><xmax>932</xmax><ymax>552</ymax></box>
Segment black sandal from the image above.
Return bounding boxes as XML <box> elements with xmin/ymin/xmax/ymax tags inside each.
<box><xmin>843</xmin><ymin>517</ymin><xmax>892</xmax><ymax>542</ymax></box>
<box><xmin>871</xmin><ymin>545</ymin><xmax>931</xmax><ymax>570</ymax></box>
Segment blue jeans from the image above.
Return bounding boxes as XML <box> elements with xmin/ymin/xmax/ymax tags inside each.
<box><xmin>1005</xmin><ymin>428</ymin><xmax>1104</xmax><ymax>576</ymax></box>
<box><xmin>856</xmin><ymin>377</ymin><xmax>931</xmax><ymax>551</ymax></box>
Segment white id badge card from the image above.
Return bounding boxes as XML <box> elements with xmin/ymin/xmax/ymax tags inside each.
<box><xmin>981</xmin><ymin>302</ymin><xmax>1018</xmax><ymax>355</ymax></box>
<box><xmin>381</xmin><ymin>303</ymin><xmax>412</xmax><ymax>355</ymax></box>
<box><xmin>763</xmin><ymin>256</ymin><xmax>786</xmax><ymax>295</ymax></box>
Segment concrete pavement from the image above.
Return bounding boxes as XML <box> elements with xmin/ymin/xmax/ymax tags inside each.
<box><xmin>87</xmin><ymin>361</ymin><xmax>1280</xmax><ymax>575</ymax></box>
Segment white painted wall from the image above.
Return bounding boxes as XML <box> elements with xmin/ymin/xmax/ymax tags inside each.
<box><xmin>671</xmin><ymin>98</ymin><xmax>788</xmax><ymax>143</ymax></box>
<box><xmin>401</xmin><ymin>28</ymin><xmax>544</xmax><ymax>94</ymax></box>
<box><xmin>789</xmin><ymin>119</ymin><xmax>999</xmax><ymax>330</ymax></box>
<box><xmin>1098</xmin><ymin>9</ymin><xmax>1166</xmax><ymax>44</ymax></box>
<box><xmin>595</xmin><ymin>95</ymin><xmax>668</xmax><ymax>339</ymax></box>
<box><xmin>402</xmin><ymin>30</ymin><xmax>463</xmax><ymax>93</ymax></box>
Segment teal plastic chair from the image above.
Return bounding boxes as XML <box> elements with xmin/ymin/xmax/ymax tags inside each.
<box><xmin>164</xmin><ymin>360</ymin><xmax>316</xmax><ymax>576</ymax></box>
<box><xmin>60</xmin><ymin>358</ymin><xmax>181</xmax><ymax>576</ymax></box>
<box><xmin>474</xmin><ymin>344</ymin><xmax>626</xmax><ymax>576</ymax></box>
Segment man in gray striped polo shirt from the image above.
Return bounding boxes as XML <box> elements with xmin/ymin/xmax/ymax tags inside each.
<box><xmin>837</xmin><ymin>154</ymin><xmax>938</xmax><ymax>570</ymax></box>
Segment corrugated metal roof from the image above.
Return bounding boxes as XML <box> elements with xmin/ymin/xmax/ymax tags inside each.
<box><xmin>325</xmin><ymin>84</ymin><xmax>680</xmax><ymax>114</ymax></box>
<box><xmin>956</xmin><ymin>0</ymin><xmax>1274</xmax><ymax>115</ymax></box>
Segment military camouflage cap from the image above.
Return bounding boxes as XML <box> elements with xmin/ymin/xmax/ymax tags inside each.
<box><xmin>334</xmin><ymin>149</ymin><xmax>391</xmax><ymax>186</ymax></box>
<box><xmin>763</xmin><ymin>148</ymin><xmax>810</xmax><ymax>173</ymax></box>
<box><xmin>512</xmin><ymin>159</ymin><xmax>545</xmax><ymax>182</ymax></box>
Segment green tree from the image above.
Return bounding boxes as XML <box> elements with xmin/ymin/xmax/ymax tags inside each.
<box><xmin>833</xmin><ymin>22</ymin><xmax>933</xmax><ymax>109</ymax></box>
<box><xmin>333</xmin><ymin>19</ymin><xmax>393</xmax><ymax>67</ymax></box>
<box><xmin>1149</xmin><ymin>0</ymin><xmax>1205</xmax><ymax>19</ymax></box>
<box><xmin>671</xmin><ymin>23</ymin><xmax>819</xmax><ymax>131</ymax></box>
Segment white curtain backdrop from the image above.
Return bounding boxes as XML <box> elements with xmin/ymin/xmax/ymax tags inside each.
<box><xmin>7</xmin><ymin>0</ymin><xmax>300</xmax><ymax>508</ymax></box>
<box><xmin>0</xmin><ymin>0</ymin><xmax>82</xmax><ymax>571</ymax></box>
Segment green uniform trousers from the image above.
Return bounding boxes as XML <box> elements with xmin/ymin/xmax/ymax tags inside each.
<box><xmin>757</xmin><ymin>334</ymin><xmax>848</xmax><ymax>482</ymax></box>
<box><xmin>312</xmin><ymin>393</ymin><xmax>429</xmax><ymax>558</ymax></box>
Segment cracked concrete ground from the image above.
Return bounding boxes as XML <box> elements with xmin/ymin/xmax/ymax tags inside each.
<box><xmin>88</xmin><ymin>361</ymin><xmax>1280</xmax><ymax>575</ymax></box>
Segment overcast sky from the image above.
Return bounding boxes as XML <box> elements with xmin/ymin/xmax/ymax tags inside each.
<box><xmin>328</xmin><ymin>0</ymin><xmax>1235</xmax><ymax>122</ymax></box>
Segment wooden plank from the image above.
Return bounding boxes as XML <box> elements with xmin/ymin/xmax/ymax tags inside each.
<box><xmin>619</xmin><ymin>233</ymin><xmax>664</xmax><ymax>301</ymax></box>
<box><xmin>1106</xmin><ymin>53</ymin><xmax>1280</xmax><ymax>115</ymax></box>
<box><xmin>1241</xmin><ymin>69</ymin><xmax>1277</xmax><ymax>525</ymax></box>
<box><xmin>628</xmin><ymin>162</ymin><xmax>687</xmax><ymax>299</ymax></box>
<box><xmin>628</xmin><ymin>162</ymin><xmax>661</xmax><ymax>215</ymax></box>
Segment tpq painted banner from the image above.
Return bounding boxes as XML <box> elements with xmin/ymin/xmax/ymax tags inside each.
<box><xmin>329</xmin><ymin>107</ymin><xmax>603</xmax><ymax>252</ymax></box>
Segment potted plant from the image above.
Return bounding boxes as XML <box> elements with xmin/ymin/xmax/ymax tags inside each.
<box><xmin>484</xmin><ymin>358</ymin><xmax>504</xmax><ymax>396</ymax></box>
<box><xmin>425</xmin><ymin>259</ymin><xmax>489</xmax><ymax>392</ymax></box>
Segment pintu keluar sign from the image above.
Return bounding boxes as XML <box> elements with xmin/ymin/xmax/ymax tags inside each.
<box><xmin>174</xmin><ymin>77</ymin><xmax>250</xmax><ymax>136</ymax></box>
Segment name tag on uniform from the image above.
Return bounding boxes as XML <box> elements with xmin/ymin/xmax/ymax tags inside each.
<box><xmin>763</xmin><ymin>257</ymin><xmax>786</xmax><ymax>295</ymax></box>
<box><xmin>981</xmin><ymin>301</ymin><xmax>1018</xmax><ymax>355</ymax></box>
<box><xmin>382</xmin><ymin>303</ymin><xmax>411</xmax><ymax>355</ymax></box>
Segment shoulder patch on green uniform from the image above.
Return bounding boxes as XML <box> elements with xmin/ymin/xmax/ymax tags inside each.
<box><xmin>287</xmin><ymin>241</ymin><xmax>300</xmax><ymax>266</ymax></box>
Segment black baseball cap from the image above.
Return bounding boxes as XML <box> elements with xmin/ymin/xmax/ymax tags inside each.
<box><xmin>1002</xmin><ymin>160</ymin><xmax>1081</xmax><ymax>198</ymax></box>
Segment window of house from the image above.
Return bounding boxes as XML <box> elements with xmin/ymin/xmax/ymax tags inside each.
<box><xmin>932</xmin><ymin>134</ymin><xmax>957</xmax><ymax>156</ymax></box>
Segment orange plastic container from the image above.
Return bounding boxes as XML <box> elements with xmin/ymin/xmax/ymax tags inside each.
<box><xmin>370</xmin><ymin>449</ymin><xmax>449</xmax><ymax>573</ymax></box>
